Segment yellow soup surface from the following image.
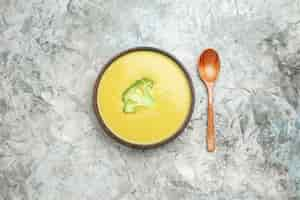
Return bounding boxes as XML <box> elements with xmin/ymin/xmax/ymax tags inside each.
<box><xmin>97</xmin><ymin>50</ymin><xmax>192</xmax><ymax>145</ymax></box>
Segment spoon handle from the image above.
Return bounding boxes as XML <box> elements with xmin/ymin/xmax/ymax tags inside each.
<box><xmin>207</xmin><ymin>86</ymin><xmax>215</xmax><ymax>152</ymax></box>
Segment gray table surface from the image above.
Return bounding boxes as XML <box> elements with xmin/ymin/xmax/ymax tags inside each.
<box><xmin>1</xmin><ymin>0</ymin><xmax>300</xmax><ymax>199</ymax></box>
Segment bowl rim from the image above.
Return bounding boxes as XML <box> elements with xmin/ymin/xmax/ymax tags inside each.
<box><xmin>93</xmin><ymin>46</ymin><xmax>195</xmax><ymax>149</ymax></box>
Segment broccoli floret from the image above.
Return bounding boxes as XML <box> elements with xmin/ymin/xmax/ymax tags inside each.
<box><xmin>122</xmin><ymin>78</ymin><xmax>154</xmax><ymax>113</ymax></box>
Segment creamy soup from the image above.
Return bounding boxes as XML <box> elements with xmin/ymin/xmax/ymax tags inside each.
<box><xmin>97</xmin><ymin>50</ymin><xmax>192</xmax><ymax>145</ymax></box>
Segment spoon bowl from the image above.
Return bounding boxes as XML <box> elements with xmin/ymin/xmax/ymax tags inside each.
<box><xmin>198</xmin><ymin>49</ymin><xmax>220</xmax><ymax>83</ymax></box>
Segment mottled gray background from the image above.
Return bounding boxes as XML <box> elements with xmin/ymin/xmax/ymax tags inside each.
<box><xmin>0</xmin><ymin>0</ymin><xmax>300</xmax><ymax>199</ymax></box>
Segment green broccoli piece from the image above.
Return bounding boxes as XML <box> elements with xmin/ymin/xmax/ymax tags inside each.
<box><xmin>122</xmin><ymin>78</ymin><xmax>154</xmax><ymax>113</ymax></box>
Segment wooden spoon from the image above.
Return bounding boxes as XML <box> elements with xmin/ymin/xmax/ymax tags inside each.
<box><xmin>198</xmin><ymin>49</ymin><xmax>220</xmax><ymax>152</ymax></box>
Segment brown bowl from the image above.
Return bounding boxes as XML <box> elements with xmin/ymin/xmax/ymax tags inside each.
<box><xmin>93</xmin><ymin>47</ymin><xmax>195</xmax><ymax>149</ymax></box>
